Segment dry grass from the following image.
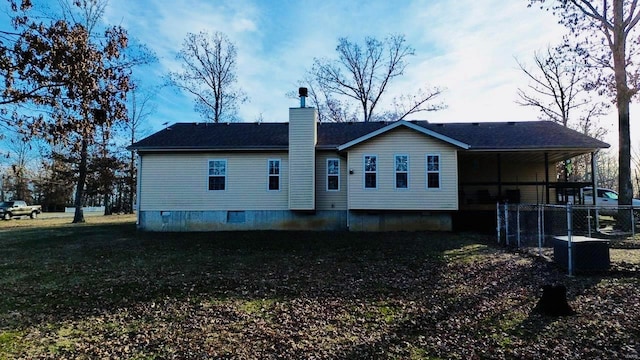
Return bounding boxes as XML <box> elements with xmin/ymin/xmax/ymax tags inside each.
<box><xmin>0</xmin><ymin>213</ymin><xmax>136</xmax><ymax>230</ymax></box>
<box><xmin>0</xmin><ymin>219</ymin><xmax>639</xmax><ymax>359</ymax></box>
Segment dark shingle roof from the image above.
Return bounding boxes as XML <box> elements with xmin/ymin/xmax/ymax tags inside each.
<box><xmin>129</xmin><ymin>120</ymin><xmax>609</xmax><ymax>152</ymax></box>
<box><xmin>417</xmin><ymin>121</ymin><xmax>609</xmax><ymax>150</ymax></box>
<box><xmin>130</xmin><ymin>123</ymin><xmax>289</xmax><ymax>150</ymax></box>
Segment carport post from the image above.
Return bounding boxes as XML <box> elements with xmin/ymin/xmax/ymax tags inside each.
<box><xmin>516</xmin><ymin>204</ymin><xmax>521</xmax><ymax>248</ymax></box>
<box><xmin>544</xmin><ymin>153</ymin><xmax>550</xmax><ymax>204</ymax></box>
<box><xmin>566</xmin><ymin>204</ymin><xmax>574</xmax><ymax>276</ymax></box>
<box><xmin>591</xmin><ymin>151</ymin><xmax>600</xmax><ymax>229</ymax></box>
<box><xmin>496</xmin><ymin>203</ymin><xmax>501</xmax><ymax>243</ymax></box>
<box><xmin>504</xmin><ymin>203</ymin><xmax>509</xmax><ymax>246</ymax></box>
<box><xmin>537</xmin><ymin>205</ymin><xmax>543</xmax><ymax>256</ymax></box>
<box><xmin>630</xmin><ymin>209</ymin><xmax>635</xmax><ymax>237</ymax></box>
<box><xmin>587</xmin><ymin>208</ymin><xmax>592</xmax><ymax>238</ymax></box>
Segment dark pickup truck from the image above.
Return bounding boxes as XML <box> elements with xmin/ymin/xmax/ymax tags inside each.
<box><xmin>0</xmin><ymin>200</ymin><xmax>42</xmax><ymax>220</ymax></box>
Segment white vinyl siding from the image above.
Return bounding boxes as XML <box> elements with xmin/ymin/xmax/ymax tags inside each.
<box><xmin>346</xmin><ymin>127</ymin><xmax>459</xmax><ymax>210</ymax></box>
<box><xmin>139</xmin><ymin>152</ymin><xmax>289</xmax><ymax>211</ymax></box>
<box><xmin>288</xmin><ymin>107</ymin><xmax>317</xmax><ymax>210</ymax></box>
<box><xmin>316</xmin><ymin>153</ymin><xmax>347</xmax><ymax>210</ymax></box>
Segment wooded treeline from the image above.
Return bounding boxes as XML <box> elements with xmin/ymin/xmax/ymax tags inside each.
<box><xmin>0</xmin><ymin>0</ymin><xmax>155</xmax><ymax>221</ymax></box>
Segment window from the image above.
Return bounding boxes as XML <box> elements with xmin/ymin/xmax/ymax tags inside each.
<box><xmin>268</xmin><ymin>159</ymin><xmax>280</xmax><ymax>191</ymax></box>
<box><xmin>600</xmin><ymin>189</ymin><xmax>618</xmax><ymax>200</ymax></box>
<box><xmin>227</xmin><ymin>211</ymin><xmax>246</xmax><ymax>223</ymax></box>
<box><xmin>327</xmin><ymin>158</ymin><xmax>340</xmax><ymax>191</ymax></box>
<box><xmin>364</xmin><ymin>155</ymin><xmax>377</xmax><ymax>189</ymax></box>
<box><xmin>426</xmin><ymin>154</ymin><xmax>440</xmax><ymax>189</ymax></box>
<box><xmin>208</xmin><ymin>159</ymin><xmax>226</xmax><ymax>190</ymax></box>
<box><xmin>395</xmin><ymin>155</ymin><xmax>408</xmax><ymax>189</ymax></box>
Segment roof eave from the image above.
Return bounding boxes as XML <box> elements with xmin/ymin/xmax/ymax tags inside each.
<box><xmin>316</xmin><ymin>145</ymin><xmax>340</xmax><ymax>151</ymax></box>
<box><xmin>131</xmin><ymin>146</ymin><xmax>289</xmax><ymax>152</ymax></box>
<box><xmin>465</xmin><ymin>145</ymin><xmax>610</xmax><ymax>152</ymax></box>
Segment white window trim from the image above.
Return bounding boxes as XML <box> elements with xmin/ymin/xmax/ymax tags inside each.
<box><xmin>363</xmin><ymin>154</ymin><xmax>378</xmax><ymax>190</ymax></box>
<box><xmin>394</xmin><ymin>154</ymin><xmax>409</xmax><ymax>190</ymax></box>
<box><xmin>326</xmin><ymin>158</ymin><xmax>340</xmax><ymax>191</ymax></box>
<box><xmin>208</xmin><ymin>159</ymin><xmax>227</xmax><ymax>191</ymax></box>
<box><xmin>267</xmin><ymin>158</ymin><xmax>281</xmax><ymax>191</ymax></box>
<box><xmin>426</xmin><ymin>153</ymin><xmax>441</xmax><ymax>190</ymax></box>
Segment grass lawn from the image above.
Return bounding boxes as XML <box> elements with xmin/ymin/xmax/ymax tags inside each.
<box><xmin>0</xmin><ymin>215</ymin><xmax>639</xmax><ymax>359</ymax></box>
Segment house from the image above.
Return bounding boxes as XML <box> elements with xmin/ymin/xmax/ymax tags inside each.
<box><xmin>128</xmin><ymin>90</ymin><xmax>609</xmax><ymax>232</ymax></box>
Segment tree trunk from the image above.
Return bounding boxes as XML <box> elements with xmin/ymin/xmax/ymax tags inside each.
<box><xmin>611</xmin><ymin>0</ymin><xmax>633</xmax><ymax>230</ymax></box>
<box><xmin>618</xmin><ymin>98</ymin><xmax>632</xmax><ymax>205</ymax></box>
<box><xmin>617</xmin><ymin>97</ymin><xmax>633</xmax><ymax>230</ymax></box>
<box><xmin>533</xmin><ymin>284</ymin><xmax>575</xmax><ymax>316</ymax></box>
<box><xmin>635</xmin><ymin>169</ymin><xmax>640</xmax><ymax>198</ymax></box>
<box><xmin>103</xmin><ymin>189</ymin><xmax>112</xmax><ymax>215</ymax></box>
<box><xmin>72</xmin><ymin>138</ymin><xmax>88</xmax><ymax>224</ymax></box>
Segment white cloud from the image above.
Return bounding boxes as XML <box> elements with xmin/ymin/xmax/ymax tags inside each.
<box><xmin>386</xmin><ymin>0</ymin><xmax>569</xmax><ymax>123</ymax></box>
<box><xmin>100</xmin><ymin>0</ymin><xmax>635</xmax><ymax>149</ymax></box>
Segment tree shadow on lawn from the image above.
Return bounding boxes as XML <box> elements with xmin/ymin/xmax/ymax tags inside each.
<box><xmin>0</xmin><ymin>227</ymin><xmax>476</xmax><ymax>329</ymax></box>
<box><xmin>330</xmin><ymin>249</ymin><xmax>563</xmax><ymax>359</ymax></box>
<box><xmin>6</xmin><ymin>225</ymin><xmax>635</xmax><ymax>358</ymax></box>
<box><xmin>333</xmin><ymin>253</ymin><xmax>640</xmax><ymax>359</ymax></box>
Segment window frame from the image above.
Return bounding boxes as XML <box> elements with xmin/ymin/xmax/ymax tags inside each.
<box><xmin>208</xmin><ymin>159</ymin><xmax>227</xmax><ymax>191</ymax></box>
<box><xmin>600</xmin><ymin>189</ymin><xmax>618</xmax><ymax>200</ymax></box>
<box><xmin>426</xmin><ymin>154</ymin><xmax>441</xmax><ymax>190</ymax></box>
<box><xmin>363</xmin><ymin>154</ymin><xmax>378</xmax><ymax>190</ymax></box>
<box><xmin>394</xmin><ymin>154</ymin><xmax>409</xmax><ymax>190</ymax></box>
<box><xmin>326</xmin><ymin>158</ymin><xmax>340</xmax><ymax>191</ymax></box>
<box><xmin>267</xmin><ymin>158</ymin><xmax>281</xmax><ymax>191</ymax></box>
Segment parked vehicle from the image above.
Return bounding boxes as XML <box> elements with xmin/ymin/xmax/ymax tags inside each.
<box><xmin>0</xmin><ymin>200</ymin><xmax>42</xmax><ymax>220</ymax></box>
<box><xmin>580</xmin><ymin>187</ymin><xmax>640</xmax><ymax>216</ymax></box>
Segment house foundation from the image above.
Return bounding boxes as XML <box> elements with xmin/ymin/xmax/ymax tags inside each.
<box><xmin>138</xmin><ymin>210</ymin><xmax>347</xmax><ymax>231</ymax></box>
<box><xmin>137</xmin><ymin>210</ymin><xmax>452</xmax><ymax>232</ymax></box>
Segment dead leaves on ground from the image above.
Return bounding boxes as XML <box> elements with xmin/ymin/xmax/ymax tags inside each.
<box><xmin>1</xmin><ymin>231</ymin><xmax>639</xmax><ymax>359</ymax></box>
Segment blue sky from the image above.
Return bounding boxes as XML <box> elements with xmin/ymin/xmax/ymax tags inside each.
<box><xmin>4</xmin><ymin>0</ymin><xmax>638</xmax><ymax>149</ymax></box>
<box><xmin>104</xmin><ymin>0</ymin><xmax>574</xmax><ymax>127</ymax></box>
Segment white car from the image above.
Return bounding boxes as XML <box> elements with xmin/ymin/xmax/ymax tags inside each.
<box><xmin>581</xmin><ymin>187</ymin><xmax>640</xmax><ymax>215</ymax></box>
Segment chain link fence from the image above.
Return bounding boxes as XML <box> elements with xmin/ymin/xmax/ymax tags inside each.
<box><xmin>497</xmin><ymin>203</ymin><xmax>640</xmax><ymax>275</ymax></box>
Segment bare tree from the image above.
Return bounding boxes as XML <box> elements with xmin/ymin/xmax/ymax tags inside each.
<box><xmin>530</xmin><ymin>0</ymin><xmax>640</xmax><ymax>210</ymax></box>
<box><xmin>169</xmin><ymin>31</ymin><xmax>247</xmax><ymax>123</ymax></box>
<box><xmin>0</xmin><ymin>134</ymin><xmax>37</xmax><ymax>202</ymax></box>
<box><xmin>57</xmin><ymin>0</ymin><xmax>107</xmax><ymax>33</ymax></box>
<box><xmin>516</xmin><ymin>46</ymin><xmax>608</xmax><ymax>181</ymax></box>
<box><xmin>632</xmin><ymin>145</ymin><xmax>640</xmax><ymax>196</ymax></box>
<box><xmin>287</xmin><ymin>76</ymin><xmax>358</xmax><ymax>122</ymax></box>
<box><xmin>517</xmin><ymin>47</ymin><xmax>592</xmax><ymax>126</ymax></box>
<box><xmin>123</xmin><ymin>83</ymin><xmax>155</xmax><ymax>213</ymax></box>
<box><xmin>380</xmin><ymin>88</ymin><xmax>447</xmax><ymax>122</ymax></box>
<box><xmin>309</xmin><ymin>34</ymin><xmax>444</xmax><ymax>122</ymax></box>
<box><xmin>597</xmin><ymin>150</ymin><xmax>619</xmax><ymax>190</ymax></box>
<box><xmin>36</xmin><ymin>149</ymin><xmax>76</xmax><ymax>211</ymax></box>
<box><xmin>0</xmin><ymin>168</ymin><xmax>6</xmax><ymax>201</ymax></box>
<box><xmin>570</xmin><ymin>110</ymin><xmax>610</xmax><ymax>182</ymax></box>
